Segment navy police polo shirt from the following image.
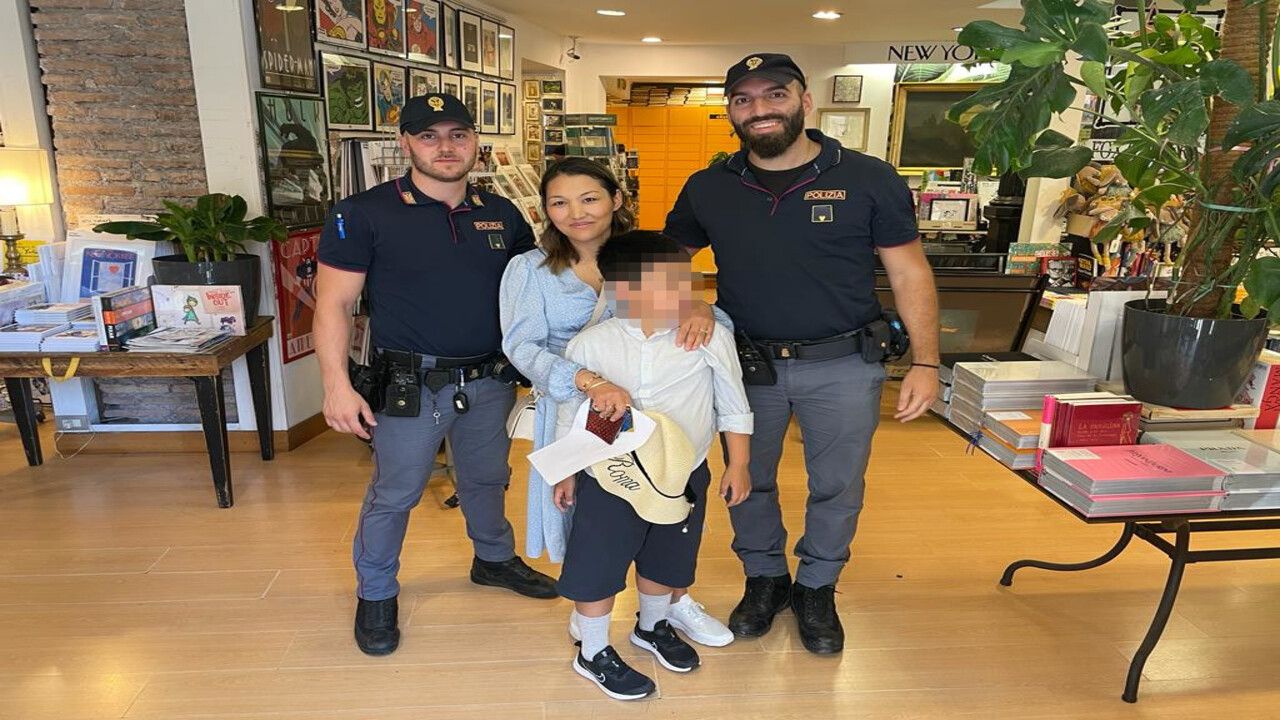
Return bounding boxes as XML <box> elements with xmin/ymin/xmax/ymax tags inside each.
<box><xmin>664</xmin><ymin>130</ymin><xmax>919</xmax><ymax>342</ymax></box>
<box><xmin>319</xmin><ymin>173</ymin><xmax>535</xmax><ymax>357</ymax></box>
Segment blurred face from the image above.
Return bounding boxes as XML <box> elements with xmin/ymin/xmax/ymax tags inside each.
<box><xmin>544</xmin><ymin>173</ymin><xmax>622</xmax><ymax>247</ymax></box>
<box><xmin>399</xmin><ymin>120</ymin><xmax>478</xmax><ymax>182</ymax></box>
<box><xmin>611</xmin><ymin>259</ymin><xmax>696</xmax><ymax>329</ymax></box>
<box><xmin>728</xmin><ymin>77</ymin><xmax>811</xmax><ymax>159</ymax></box>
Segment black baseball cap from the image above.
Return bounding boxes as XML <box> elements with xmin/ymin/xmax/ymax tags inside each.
<box><xmin>399</xmin><ymin>93</ymin><xmax>475</xmax><ymax>134</ymax></box>
<box><xmin>724</xmin><ymin>53</ymin><xmax>807</xmax><ymax>94</ymax></box>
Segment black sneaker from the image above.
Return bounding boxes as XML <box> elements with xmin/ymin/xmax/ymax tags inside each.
<box><xmin>630</xmin><ymin>619</ymin><xmax>700</xmax><ymax>673</ymax></box>
<box><xmin>573</xmin><ymin>644</ymin><xmax>656</xmax><ymax>701</ymax></box>
<box><xmin>470</xmin><ymin>556</ymin><xmax>559</xmax><ymax>599</ymax></box>
<box><xmin>791</xmin><ymin>582</ymin><xmax>844</xmax><ymax>655</ymax></box>
<box><xmin>354</xmin><ymin>596</ymin><xmax>399</xmax><ymax>656</ymax></box>
<box><xmin>728</xmin><ymin>573</ymin><xmax>791</xmax><ymax>637</ymax></box>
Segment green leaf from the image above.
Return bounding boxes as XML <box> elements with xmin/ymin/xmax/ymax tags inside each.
<box><xmin>1001</xmin><ymin>41</ymin><xmax>1066</xmax><ymax>67</ymax></box>
<box><xmin>1224</xmin><ymin>100</ymin><xmax>1280</xmax><ymax>149</ymax></box>
<box><xmin>1199</xmin><ymin>60</ymin><xmax>1254</xmax><ymax>105</ymax></box>
<box><xmin>1245</xmin><ymin>256</ymin><xmax>1280</xmax><ymax>312</ymax></box>
<box><xmin>1022</xmin><ymin>145</ymin><xmax>1093</xmax><ymax>178</ymax></box>
<box><xmin>1081</xmin><ymin>60</ymin><xmax>1108</xmax><ymax>100</ymax></box>
<box><xmin>957</xmin><ymin>21</ymin><xmax>1037</xmax><ymax>52</ymax></box>
<box><xmin>1072</xmin><ymin>22</ymin><xmax>1109</xmax><ymax>62</ymax></box>
<box><xmin>1035</xmin><ymin>129</ymin><xmax>1075</xmax><ymax>149</ymax></box>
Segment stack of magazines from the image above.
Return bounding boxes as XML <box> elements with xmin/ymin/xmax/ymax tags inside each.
<box><xmin>15</xmin><ymin>302</ymin><xmax>92</xmax><ymax>325</ymax></box>
<box><xmin>40</xmin><ymin>322</ymin><xmax>102</xmax><ymax>352</ymax></box>
<box><xmin>0</xmin><ymin>323</ymin><xmax>70</xmax><ymax>351</ymax></box>
<box><xmin>125</xmin><ymin>327</ymin><xmax>231</xmax><ymax>354</ymax></box>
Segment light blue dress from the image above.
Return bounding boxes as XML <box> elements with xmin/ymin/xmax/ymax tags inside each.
<box><xmin>500</xmin><ymin>247</ymin><xmax>734</xmax><ymax>562</ymax></box>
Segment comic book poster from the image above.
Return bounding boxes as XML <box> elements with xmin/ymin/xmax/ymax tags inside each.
<box><xmin>272</xmin><ymin>227</ymin><xmax>320</xmax><ymax>362</ymax></box>
<box><xmin>406</xmin><ymin>0</ymin><xmax>440</xmax><ymax>64</ymax></box>
<box><xmin>254</xmin><ymin>0</ymin><xmax>319</xmax><ymax>93</ymax></box>
<box><xmin>366</xmin><ymin>0</ymin><xmax>406</xmax><ymax>56</ymax></box>
<box><xmin>315</xmin><ymin>0</ymin><xmax>365</xmax><ymax>49</ymax></box>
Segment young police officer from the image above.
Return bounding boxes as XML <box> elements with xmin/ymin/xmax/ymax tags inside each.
<box><xmin>316</xmin><ymin>94</ymin><xmax>558</xmax><ymax>657</ymax></box>
<box><xmin>664</xmin><ymin>54</ymin><xmax>941</xmax><ymax>655</ymax></box>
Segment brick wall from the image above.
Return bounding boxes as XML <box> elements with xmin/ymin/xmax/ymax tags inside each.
<box><xmin>29</xmin><ymin>0</ymin><xmax>231</xmax><ymax>424</ymax></box>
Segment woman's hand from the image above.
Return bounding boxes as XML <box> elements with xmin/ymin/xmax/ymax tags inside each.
<box><xmin>585</xmin><ymin>381</ymin><xmax>631</xmax><ymax>422</ymax></box>
<box><xmin>553</xmin><ymin>476</ymin><xmax>576</xmax><ymax>511</ymax></box>
<box><xmin>676</xmin><ymin>300</ymin><xmax>716</xmax><ymax>351</ymax></box>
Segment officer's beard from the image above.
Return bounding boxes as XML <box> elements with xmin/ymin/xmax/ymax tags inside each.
<box><xmin>733</xmin><ymin>105</ymin><xmax>806</xmax><ymax>160</ymax></box>
<box><xmin>411</xmin><ymin>149</ymin><xmax>476</xmax><ymax>183</ymax></box>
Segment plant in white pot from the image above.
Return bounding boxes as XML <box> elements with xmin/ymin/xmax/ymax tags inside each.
<box><xmin>952</xmin><ymin>0</ymin><xmax>1280</xmax><ymax>408</ymax></box>
<box><xmin>93</xmin><ymin>193</ymin><xmax>286</xmax><ymax>323</ymax></box>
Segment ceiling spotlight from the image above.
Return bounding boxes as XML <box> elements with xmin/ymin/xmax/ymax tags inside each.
<box><xmin>274</xmin><ymin>0</ymin><xmax>304</xmax><ymax>10</ymax></box>
<box><xmin>812</xmin><ymin>10</ymin><xmax>842</xmax><ymax>20</ymax></box>
<box><xmin>641</xmin><ymin>36</ymin><xmax>662</xmax><ymax>43</ymax></box>
<box><xmin>597</xmin><ymin>9</ymin><xmax>626</xmax><ymax>16</ymax></box>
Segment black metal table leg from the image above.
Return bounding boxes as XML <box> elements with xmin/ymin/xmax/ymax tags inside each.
<box><xmin>1000</xmin><ymin>522</ymin><xmax>1135</xmax><ymax>586</ymax></box>
<box><xmin>245</xmin><ymin>341</ymin><xmax>274</xmax><ymax>461</ymax></box>
<box><xmin>1123</xmin><ymin>521</ymin><xmax>1190</xmax><ymax>703</ymax></box>
<box><xmin>5</xmin><ymin>377</ymin><xmax>42</xmax><ymax>466</ymax></box>
<box><xmin>192</xmin><ymin>375</ymin><xmax>233</xmax><ymax>508</ymax></box>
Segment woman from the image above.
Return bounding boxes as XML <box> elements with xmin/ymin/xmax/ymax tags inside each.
<box><xmin>500</xmin><ymin>157</ymin><xmax>735</xmax><ymax>647</ymax></box>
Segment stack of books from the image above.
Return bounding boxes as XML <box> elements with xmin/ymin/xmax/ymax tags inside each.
<box><xmin>948</xmin><ymin>360</ymin><xmax>1097</xmax><ymax>435</ymax></box>
<box><xmin>1236</xmin><ymin>349</ymin><xmax>1280</xmax><ymax>430</ymax></box>
<box><xmin>1038</xmin><ymin>391</ymin><xmax>1142</xmax><ymax>470</ymax></box>
<box><xmin>0</xmin><ymin>323</ymin><xmax>70</xmax><ymax>351</ymax></box>
<box><xmin>1138</xmin><ymin>402</ymin><xmax>1258</xmax><ymax>434</ymax></box>
<box><xmin>40</xmin><ymin>322</ymin><xmax>102</xmax><ymax>352</ymax></box>
<box><xmin>1143</xmin><ymin>430</ymin><xmax>1280</xmax><ymax>510</ymax></box>
<box><xmin>1040</xmin><ymin>444</ymin><xmax>1226</xmax><ymax>517</ymax></box>
<box><xmin>14</xmin><ymin>302</ymin><xmax>92</xmax><ymax>325</ymax></box>
<box><xmin>979</xmin><ymin>409</ymin><xmax>1042</xmax><ymax>470</ymax></box>
<box><xmin>125</xmin><ymin>327</ymin><xmax>231</xmax><ymax>354</ymax></box>
<box><xmin>934</xmin><ymin>351</ymin><xmax>1038</xmax><ymax>418</ymax></box>
<box><xmin>92</xmin><ymin>285</ymin><xmax>156</xmax><ymax>350</ymax></box>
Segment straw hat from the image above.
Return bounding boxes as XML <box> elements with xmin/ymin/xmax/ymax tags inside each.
<box><xmin>590</xmin><ymin>410</ymin><xmax>696</xmax><ymax>525</ymax></box>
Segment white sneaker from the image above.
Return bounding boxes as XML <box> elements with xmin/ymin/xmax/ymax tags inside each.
<box><xmin>568</xmin><ymin>610</ymin><xmax>581</xmax><ymax>641</ymax></box>
<box><xmin>666</xmin><ymin>595</ymin><xmax>734</xmax><ymax>647</ymax></box>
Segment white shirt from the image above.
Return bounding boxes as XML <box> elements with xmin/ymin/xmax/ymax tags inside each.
<box><xmin>555</xmin><ymin>318</ymin><xmax>754</xmax><ymax>465</ymax></box>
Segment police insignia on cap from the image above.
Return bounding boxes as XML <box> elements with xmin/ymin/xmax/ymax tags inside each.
<box><xmin>746</xmin><ymin>56</ymin><xmax>763</xmax><ymax>70</ymax></box>
<box><xmin>428</xmin><ymin>96</ymin><xmax>445</xmax><ymax>112</ymax></box>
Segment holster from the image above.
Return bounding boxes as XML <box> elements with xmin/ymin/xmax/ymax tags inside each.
<box><xmin>348</xmin><ymin>358</ymin><xmax>387</xmax><ymax>415</ymax></box>
<box><xmin>735</xmin><ymin>333</ymin><xmax>777</xmax><ymax>386</ymax></box>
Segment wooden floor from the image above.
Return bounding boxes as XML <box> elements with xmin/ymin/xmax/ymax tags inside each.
<box><xmin>4</xmin><ymin>386</ymin><xmax>1280</xmax><ymax>719</ymax></box>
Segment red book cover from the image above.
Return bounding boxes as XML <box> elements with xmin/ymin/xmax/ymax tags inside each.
<box><xmin>1056</xmin><ymin>401</ymin><xmax>1142</xmax><ymax>447</ymax></box>
<box><xmin>1236</xmin><ymin>351</ymin><xmax>1280</xmax><ymax>430</ymax></box>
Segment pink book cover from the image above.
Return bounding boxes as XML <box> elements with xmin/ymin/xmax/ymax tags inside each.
<box><xmin>1048</xmin><ymin>444</ymin><xmax>1223</xmax><ymax>481</ymax></box>
<box><xmin>1036</xmin><ymin>394</ymin><xmax>1057</xmax><ymax>475</ymax></box>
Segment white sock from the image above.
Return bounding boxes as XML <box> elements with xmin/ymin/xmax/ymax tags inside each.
<box><xmin>638</xmin><ymin>591</ymin><xmax>672</xmax><ymax>632</ymax></box>
<box><xmin>576</xmin><ymin>611</ymin><xmax>612</xmax><ymax>661</ymax></box>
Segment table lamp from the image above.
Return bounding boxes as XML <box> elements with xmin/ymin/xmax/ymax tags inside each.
<box><xmin>0</xmin><ymin>147</ymin><xmax>54</xmax><ymax>276</ymax></box>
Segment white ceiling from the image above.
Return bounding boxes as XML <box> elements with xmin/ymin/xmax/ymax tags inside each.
<box><xmin>482</xmin><ymin>0</ymin><xmax>1022</xmax><ymax>45</ymax></box>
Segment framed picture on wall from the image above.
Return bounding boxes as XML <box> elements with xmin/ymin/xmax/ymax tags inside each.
<box><xmin>499</xmin><ymin>83</ymin><xmax>516</xmax><ymax>135</ymax></box>
<box><xmin>523</xmin><ymin>79</ymin><xmax>541</xmax><ymax>99</ymax></box>
<box><xmin>541</xmin><ymin>79</ymin><xmax>563</xmax><ymax>96</ymax></box>
<box><xmin>525</xmin><ymin>142</ymin><xmax>542</xmax><ymax>162</ymax></box>
<box><xmin>321</xmin><ymin>52</ymin><xmax>373</xmax><ymax>130</ymax></box>
<box><xmin>314</xmin><ymin>0</ymin><xmax>365</xmax><ymax>49</ymax></box>
<box><xmin>458</xmin><ymin>11</ymin><xmax>482</xmax><ymax>72</ymax></box>
<box><xmin>461</xmin><ymin>75</ymin><xmax>481</xmax><ymax>123</ymax></box>
<box><xmin>442</xmin><ymin>4</ymin><xmax>459</xmax><ymax>68</ymax></box>
<box><xmin>525</xmin><ymin>125</ymin><xmax>540</xmax><ymax>141</ymax></box>
<box><xmin>480</xmin><ymin>80</ymin><xmax>499</xmax><ymax>134</ymax></box>
<box><xmin>405</xmin><ymin>0</ymin><xmax>441</xmax><ymax>65</ymax></box>
<box><xmin>541</xmin><ymin>98</ymin><xmax>564</xmax><ymax>112</ymax></box>
<box><xmin>498</xmin><ymin>25</ymin><xmax>515</xmax><ymax>79</ymax></box>
<box><xmin>889</xmin><ymin>83</ymin><xmax>981</xmax><ymax>170</ymax></box>
<box><xmin>523</xmin><ymin>102</ymin><xmax>540</xmax><ymax>122</ymax></box>
<box><xmin>409</xmin><ymin>68</ymin><xmax>441</xmax><ymax>96</ymax></box>
<box><xmin>544</xmin><ymin>128</ymin><xmax>564</xmax><ymax>143</ymax></box>
<box><xmin>440</xmin><ymin>72</ymin><xmax>461</xmax><ymax>98</ymax></box>
<box><xmin>365</xmin><ymin>0</ymin><xmax>406</xmax><ymax>57</ymax></box>
<box><xmin>832</xmin><ymin>75</ymin><xmax>863</xmax><ymax>103</ymax></box>
<box><xmin>480</xmin><ymin>19</ymin><xmax>499</xmax><ymax>77</ymax></box>
<box><xmin>271</xmin><ymin>226</ymin><xmax>322</xmax><ymax>363</ymax></box>
<box><xmin>371</xmin><ymin>62</ymin><xmax>406</xmax><ymax>132</ymax></box>
<box><xmin>543</xmin><ymin>113</ymin><xmax>563</xmax><ymax>128</ymax></box>
<box><xmin>253</xmin><ymin>0</ymin><xmax>319</xmax><ymax>93</ymax></box>
<box><xmin>256</xmin><ymin>92</ymin><xmax>333</xmax><ymax>227</ymax></box>
<box><xmin>818</xmin><ymin>108</ymin><xmax>870</xmax><ymax>151</ymax></box>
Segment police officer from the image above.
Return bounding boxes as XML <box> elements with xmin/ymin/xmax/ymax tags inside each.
<box><xmin>315</xmin><ymin>93</ymin><xmax>558</xmax><ymax>657</ymax></box>
<box><xmin>664</xmin><ymin>54</ymin><xmax>941</xmax><ymax>655</ymax></box>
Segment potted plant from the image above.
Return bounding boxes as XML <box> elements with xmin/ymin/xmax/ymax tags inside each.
<box><xmin>93</xmin><ymin>193</ymin><xmax>286</xmax><ymax>323</ymax></box>
<box><xmin>952</xmin><ymin>0</ymin><xmax>1279</xmax><ymax>408</ymax></box>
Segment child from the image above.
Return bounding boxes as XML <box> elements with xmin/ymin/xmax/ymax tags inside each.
<box><xmin>552</xmin><ymin>230</ymin><xmax>753</xmax><ymax>700</ymax></box>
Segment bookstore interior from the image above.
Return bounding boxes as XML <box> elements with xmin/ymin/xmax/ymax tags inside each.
<box><xmin>6</xmin><ymin>0</ymin><xmax>1280</xmax><ymax>717</ymax></box>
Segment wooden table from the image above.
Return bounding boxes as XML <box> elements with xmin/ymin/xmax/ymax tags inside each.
<box><xmin>0</xmin><ymin>317</ymin><xmax>275</xmax><ymax>508</ymax></box>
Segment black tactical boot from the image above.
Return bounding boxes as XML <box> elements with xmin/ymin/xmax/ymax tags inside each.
<box><xmin>727</xmin><ymin>573</ymin><xmax>791</xmax><ymax>637</ymax></box>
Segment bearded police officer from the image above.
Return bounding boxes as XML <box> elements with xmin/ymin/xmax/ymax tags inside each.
<box><xmin>664</xmin><ymin>54</ymin><xmax>940</xmax><ymax>654</ymax></box>
<box><xmin>315</xmin><ymin>93</ymin><xmax>558</xmax><ymax>657</ymax></box>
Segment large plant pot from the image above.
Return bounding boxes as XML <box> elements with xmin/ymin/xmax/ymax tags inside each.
<box><xmin>152</xmin><ymin>253</ymin><xmax>261</xmax><ymax>324</ymax></box>
<box><xmin>1121</xmin><ymin>299</ymin><xmax>1267</xmax><ymax>409</ymax></box>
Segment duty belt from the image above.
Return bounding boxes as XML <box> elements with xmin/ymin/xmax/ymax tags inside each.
<box><xmin>757</xmin><ymin>331</ymin><xmax>862</xmax><ymax>361</ymax></box>
<box><xmin>376</xmin><ymin>349</ymin><xmax>497</xmax><ymax>391</ymax></box>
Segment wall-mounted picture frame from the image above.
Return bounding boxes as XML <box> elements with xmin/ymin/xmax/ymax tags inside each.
<box><xmin>543</xmin><ymin>113</ymin><xmax>563</xmax><ymax>128</ymax></box>
<box><xmin>365</xmin><ymin>0</ymin><xmax>406</xmax><ymax>57</ymax></box>
<box><xmin>480</xmin><ymin>19</ymin><xmax>500</xmax><ymax>77</ymax></box>
<box><xmin>525</xmin><ymin>142</ymin><xmax>542</xmax><ymax>162</ymax></box>
<box><xmin>314</xmin><ymin>0</ymin><xmax>365</xmax><ymax>49</ymax></box>
<box><xmin>409</xmin><ymin>68</ymin><xmax>441</xmax><ymax>97</ymax></box>
<box><xmin>544</xmin><ymin>128</ymin><xmax>564</xmax><ymax>143</ymax></box>
<box><xmin>254</xmin><ymin>0</ymin><xmax>319</xmax><ymax>94</ymax></box>
<box><xmin>442</xmin><ymin>4</ymin><xmax>459</xmax><ymax>68</ymax></box>
<box><xmin>540</xmin><ymin>79</ymin><xmax>563</xmax><ymax>96</ymax></box>
<box><xmin>440</xmin><ymin>71</ymin><xmax>461</xmax><ymax>98</ymax></box>
<box><xmin>499</xmin><ymin>83</ymin><xmax>516</xmax><ymax>135</ymax></box>
<box><xmin>817</xmin><ymin>107</ymin><xmax>870</xmax><ymax>152</ymax></box>
<box><xmin>256</xmin><ymin>92</ymin><xmax>333</xmax><ymax>227</ymax></box>
<box><xmin>458</xmin><ymin>11</ymin><xmax>482</xmax><ymax>73</ymax></box>
<box><xmin>371</xmin><ymin>61</ymin><xmax>406</xmax><ymax>132</ymax></box>
<box><xmin>405</xmin><ymin>0</ymin><xmax>441</xmax><ymax>65</ymax></box>
<box><xmin>461</xmin><ymin>74</ymin><xmax>481</xmax><ymax>123</ymax></box>
<box><xmin>523</xmin><ymin>102</ymin><xmax>540</xmax><ymax>122</ymax></box>
<box><xmin>321</xmin><ymin>51</ymin><xmax>372</xmax><ymax>130</ymax></box>
<box><xmin>271</xmin><ymin>226</ymin><xmax>322</xmax><ymax>363</ymax></box>
<box><xmin>889</xmin><ymin>83</ymin><xmax>981</xmax><ymax>170</ymax></box>
<box><xmin>525</xmin><ymin>125</ymin><xmax>540</xmax><ymax>141</ymax></box>
<box><xmin>498</xmin><ymin>25</ymin><xmax>515</xmax><ymax>79</ymax></box>
<box><xmin>523</xmin><ymin>79</ymin><xmax>541</xmax><ymax>99</ymax></box>
<box><xmin>541</xmin><ymin>98</ymin><xmax>564</xmax><ymax>112</ymax></box>
<box><xmin>480</xmin><ymin>80</ymin><xmax>499</xmax><ymax>134</ymax></box>
<box><xmin>832</xmin><ymin>74</ymin><xmax>863</xmax><ymax>103</ymax></box>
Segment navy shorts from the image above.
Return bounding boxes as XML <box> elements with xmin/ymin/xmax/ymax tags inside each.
<box><xmin>556</xmin><ymin>461</ymin><xmax>712</xmax><ymax>602</ymax></box>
